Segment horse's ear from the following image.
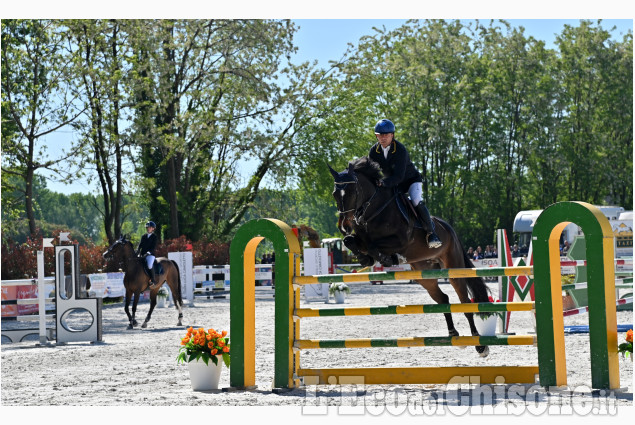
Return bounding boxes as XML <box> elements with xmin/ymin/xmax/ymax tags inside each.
<box><xmin>327</xmin><ymin>163</ymin><xmax>339</xmax><ymax>179</ymax></box>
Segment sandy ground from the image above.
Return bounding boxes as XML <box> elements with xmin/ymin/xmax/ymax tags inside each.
<box><xmin>1</xmin><ymin>280</ymin><xmax>633</xmax><ymax>420</ymax></box>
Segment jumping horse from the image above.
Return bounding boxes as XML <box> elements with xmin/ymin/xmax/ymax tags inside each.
<box><xmin>329</xmin><ymin>157</ymin><xmax>492</xmax><ymax>356</ymax></box>
<box><xmin>103</xmin><ymin>235</ymin><xmax>184</xmax><ymax>329</ymax></box>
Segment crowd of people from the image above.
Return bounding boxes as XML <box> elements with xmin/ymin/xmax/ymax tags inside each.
<box><xmin>259</xmin><ymin>252</ymin><xmax>276</xmax><ymax>264</ymax></box>
<box><xmin>466</xmin><ymin>245</ymin><xmax>498</xmax><ymax>260</ymax></box>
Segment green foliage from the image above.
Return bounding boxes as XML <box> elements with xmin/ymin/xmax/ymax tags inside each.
<box><xmin>1</xmin><ymin>19</ymin><xmax>632</xmax><ymax>252</ymax></box>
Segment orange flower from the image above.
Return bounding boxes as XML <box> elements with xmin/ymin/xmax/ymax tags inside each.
<box><xmin>217</xmin><ymin>339</ymin><xmax>225</xmax><ymax>347</ymax></box>
<box><xmin>206</xmin><ymin>334</ymin><xmax>212</xmax><ymax>341</ymax></box>
<box><xmin>208</xmin><ymin>329</ymin><xmax>215</xmax><ymax>334</ymax></box>
<box><xmin>208</xmin><ymin>342</ymin><xmax>214</xmax><ymax>349</ymax></box>
<box><xmin>181</xmin><ymin>338</ymin><xmax>189</xmax><ymax>346</ymax></box>
<box><xmin>222</xmin><ymin>346</ymin><xmax>229</xmax><ymax>353</ymax></box>
<box><xmin>211</xmin><ymin>349</ymin><xmax>218</xmax><ymax>355</ymax></box>
<box><xmin>222</xmin><ymin>330</ymin><xmax>228</xmax><ymax>337</ymax></box>
<box><xmin>199</xmin><ymin>339</ymin><xmax>206</xmax><ymax>347</ymax></box>
<box><xmin>627</xmin><ymin>329</ymin><xmax>633</xmax><ymax>343</ymax></box>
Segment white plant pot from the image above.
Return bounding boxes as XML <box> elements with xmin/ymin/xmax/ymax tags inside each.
<box><xmin>187</xmin><ymin>356</ymin><xmax>223</xmax><ymax>391</ymax></box>
<box><xmin>334</xmin><ymin>291</ymin><xmax>346</xmax><ymax>304</ymax></box>
<box><xmin>157</xmin><ymin>296</ymin><xmax>168</xmax><ymax>308</ymax></box>
<box><xmin>475</xmin><ymin>314</ymin><xmax>498</xmax><ymax>336</ymax></box>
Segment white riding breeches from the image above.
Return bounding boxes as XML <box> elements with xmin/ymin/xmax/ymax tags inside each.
<box><xmin>146</xmin><ymin>255</ymin><xmax>155</xmax><ymax>269</ymax></box>
<box><xmin>409</xmin><ymin>182</ymin><xmax>423</xmax><ymax>206</ymax></box>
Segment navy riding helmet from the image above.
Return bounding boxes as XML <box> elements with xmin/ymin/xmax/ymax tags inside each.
<box><xmin>374</xmin><ymin>119</ymin><xmax>395</xmax><ymax>134</ymax></box>
<box><xmin>146</xmin><ymin>221</ymin><xmax>156</xmax><ymax>228</ymax></box>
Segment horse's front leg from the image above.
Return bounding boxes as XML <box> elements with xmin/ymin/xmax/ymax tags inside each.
<box><xmin>130</xmin><ymin>291</ymin><xmax>140</xmax><ymax>328</ymax></box>
<box><xmin>124</xmin><ymin>289</ymin><xmax>134</xmax><ymax>330</ymax></box>
<box><xmin>343</xmin><ymin>235</ymin><xmax>375</xmax><ymax>267</ymax></box>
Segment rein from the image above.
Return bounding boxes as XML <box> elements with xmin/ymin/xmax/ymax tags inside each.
<box><xmin>355</xmin><ymin>188</ymin><xmax>397</xmax><ymax>228</ymax></box>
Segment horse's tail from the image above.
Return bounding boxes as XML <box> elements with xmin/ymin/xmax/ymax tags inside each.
<box><xmin>171</xmin><ymin>260</ymin><xmax>183</xmax><ymax>307</ymax></box>
<box><xmin>438</xmin><ymin>217</ymin><xmax>491</xmax><ymax>303</ymax></box>
<box><xmin>461</xmin><ymin>250</ymin><xmax>491</xmax><ymax>303</ymax></box>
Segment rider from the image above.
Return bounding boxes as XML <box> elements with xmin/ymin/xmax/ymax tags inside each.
<box><xmin>369</xmin><ymin>119</ymin><xmax>442</xmax><ymax>249</ymax></box>
<box><xmin>137</xmin><ymin>221</ymin><xmax>158</xmax><ymax>287</ymax></box>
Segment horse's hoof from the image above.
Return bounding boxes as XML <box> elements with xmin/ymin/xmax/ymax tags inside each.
<box><xmin>477</xmin><ymin>346</ymin><xmax>490</xmax><ymax>357</ymax></box>
<box><xmin>132</xmin><ymin>320</ymin><xmax>138</xmax><ymax>327</ymax></box>
<box><xmin>177</xmin><ymin>320</ymin><xmax>183</xmax><ymax>326</ymax></box>
<box><xmin>127</xmin><ymin>324</ymin><xmax>133</xmax><ymax>330</ymax></box>
<box><xmin>359</xmin><ymin>256</ymin><xmax>374</xmax><ymax>267</ymax></box>
<box><xmin>141</xmin><ymin>322</ymin><xmax>148</xmax><ymax>329</ymax></box>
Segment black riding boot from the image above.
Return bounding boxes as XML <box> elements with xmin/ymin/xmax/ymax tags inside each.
<box><xmin>148</xmin><ymin>267</ymin><xmax>157</xmax><ymax>288</ymax></box>
<box><xmin>415</xmin><ymin>203</ymin><xmax>442</xmax><ymax>249</ymax></box>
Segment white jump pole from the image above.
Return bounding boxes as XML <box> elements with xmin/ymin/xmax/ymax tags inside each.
<box><xmin>37</xmin><ymin>250</ymin><xmax>47</xmax><ymax>345</ymax></box>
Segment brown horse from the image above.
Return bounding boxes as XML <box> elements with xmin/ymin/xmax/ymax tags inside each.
<box><xmin>103</xmin><ymin>235</ymin><xmax>184</xmax><ymax>329</ymax></box>
<box><xmin>329</xmin><ymin>157</ymin><xmax>492</xmax><ymax>356</ymax></box>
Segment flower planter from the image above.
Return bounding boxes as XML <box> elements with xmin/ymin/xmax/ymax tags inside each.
<box><xmin>187</xmin><ymin>356</ymin><xmax>223</xmax><ymax>391</ymax></box>
<box><xmin>157</xmin><ymin>296</ymin><xmax>168</xmax><ymax>308</ymax></box>
<box><xmin>334</xmin><ymin>290</ymin><xmax>346</xmax><ymax>304</ymax></box>
<box><xmin>474</xmin><ymin>314</ymin><xmax>498</xmax><ymax>336</ymax></box>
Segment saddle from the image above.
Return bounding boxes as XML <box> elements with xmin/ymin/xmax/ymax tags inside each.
<box><xmin>139</xmin><ymin>257</ymin><xmax>164</xmax><ymax>276</ymax></box>
<box><xmin>395</xmin><ymin>191</ymin><xmax>423</xmax><ymax>230</ymax></box>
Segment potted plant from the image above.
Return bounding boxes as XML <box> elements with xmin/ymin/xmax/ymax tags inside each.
<box><xmin>618</xmin><ymin>328</ymin><xmax>633</xmax><ymax>361</ymax></box>
<box><xmin>471</xmin><ymin>296</ymin><xmax>500</xmax><ymax>336</ymax></box>
<box><xmin>177</xmin><ymin>327</ymin><xmax>230</xmax><ymax>390</ymax></box>
<box><xmin>330</xmin><ymin>282</ymin><xmax>351</xmax><ymax>304</ymax></box>
<box><xmin>157</xmin><ymin>287</ymin><xmax>169</xmax><ymax>308</ymax></box>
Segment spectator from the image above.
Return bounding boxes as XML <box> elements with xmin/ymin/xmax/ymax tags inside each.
<box><xmin>473</xmin><ymin>246</ymin><xmax>483</xmax><ymax>260</ymax></box>
<box><xmin>511</xmin><ymin>244</ymin><xmax>521</xmax><ymax>257</ymax></box>
<box><xmin>467</xmin><ymin>247</ymin><xmax>474</xmax><ymax>258</ymax></box>
<box><xmin>483</xmin><ymin>245</ymin><xmax>493</xmax><ymax>258</ymax></box>
<box><xmin>561</xmin><ymin>240</ymin><xmax>570</xmax><ymax>256</ymax></box>
<box><xmin>490</xmin><ymin>245</ymin><xmax>498</xmax><ymax>258</ymax></box>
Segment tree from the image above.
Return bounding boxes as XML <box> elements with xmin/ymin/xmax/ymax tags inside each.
<box><xmin>1</xmin><ymin>19</ymin><xmax>85</xmax><ymax>236</ymax></box>
<box><xmin>65</xmin><ymin>19</ymin><xmax>133</xmax><ymax>243</ymax></box>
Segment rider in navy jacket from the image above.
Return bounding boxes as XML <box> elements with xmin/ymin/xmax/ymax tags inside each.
<box><xmin>137</xmin><ymin>221</ymin><xmax>158</xmax><ymax>286</ymax></box>
<box><xmin>369</xmin><ymin>119</ymin><xmax>442</xmax><ymax>249</ymax></box>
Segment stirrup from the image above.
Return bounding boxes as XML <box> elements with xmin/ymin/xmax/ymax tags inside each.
<box><xmin>427</xmin><ymin>233</ymin><xmax>442</xmax><ymax>249</ymax></box>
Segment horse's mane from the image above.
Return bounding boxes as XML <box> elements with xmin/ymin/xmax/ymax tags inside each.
<box><xmin>349</xmin><ymin>156</ymin><xmax>383</xmax><ymax>181</ymax></box>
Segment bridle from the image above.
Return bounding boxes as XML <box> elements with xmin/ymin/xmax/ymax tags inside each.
<box><xmin>335</xmin><ymin>170</ymin><xmax>396</xmax><ymax>230</ymax></box>
<box><xmin>103</xmin><ymin>237</ymin><xmax>131</xmax><ymax>270</ymax></box>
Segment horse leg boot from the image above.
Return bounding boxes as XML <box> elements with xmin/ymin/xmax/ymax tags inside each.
<box><xmin>415</xmin><ymin>203</ymin><xmax>442</xmax><ymax>249</ymax></box>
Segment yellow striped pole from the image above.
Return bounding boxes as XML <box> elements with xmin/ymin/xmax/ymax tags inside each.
<box><xmin>295</xmin><ymin>301</ymin><xmax>535</xmax><ymax>318</ymax></box>
<box><xmin>294</xmin><ymin>335</ymin><xmax>536</xmax><ymax>350</ymax></box>
<box><xmin>298</xmin><ymin>366</ymin><xmax>539</xmax><ymax>385</ymax></box>
<box><xmin>294</xmin><ymin>266</ymin><xmax>533</xmax><ymax>285</ymax></box>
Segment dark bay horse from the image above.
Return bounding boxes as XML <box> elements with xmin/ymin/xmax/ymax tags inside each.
<box><xmin>329</xmin><ymin>157</ymin><xmax>492</xmax><ymax>356</ymax></box>
<box><xmin>103</xmin><ymin>235</ymin><xmax>184</xmax><ymax>329</ymax></box>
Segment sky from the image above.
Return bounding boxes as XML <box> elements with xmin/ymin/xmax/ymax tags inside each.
<box><xmin>2</xmin><ymin>2</ymin><xmax>633</xmax><ymax>195</ymax></box>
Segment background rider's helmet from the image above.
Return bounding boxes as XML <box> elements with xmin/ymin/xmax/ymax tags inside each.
<box><xmin>146</xmin><ymin>221</ymin><xmax>156</xmax><ymax>228</ymax></box>
<box><xmin>374</xmin><ymin>119</ymin><xmax>395</xmax><ymax>134</ymax></box>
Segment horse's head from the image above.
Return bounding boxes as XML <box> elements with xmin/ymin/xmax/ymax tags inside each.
<box><xmin>328</xmin><ymin>162</ymin><xmax>361</xmax><ymax>235</ymax></box>
<box><xmin>329</xmin><ymin>157</ymin><xmax>386</xmax><ymax>235</ymax></box>
<box><xmin>103</xmin><ymin>234</ymin><xmax>131</xmax><ymax>261</ymax></box>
